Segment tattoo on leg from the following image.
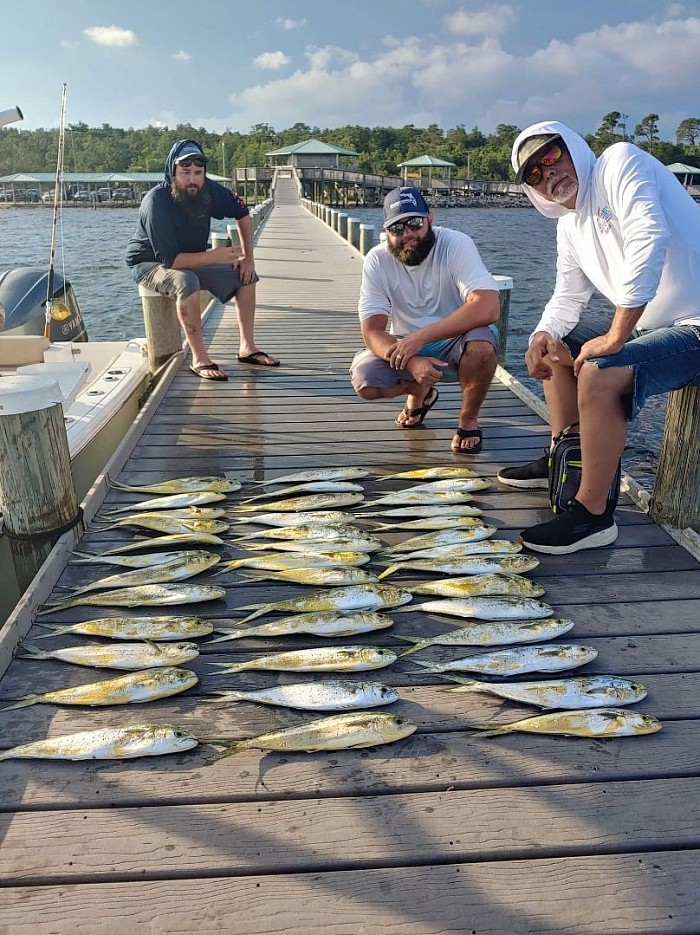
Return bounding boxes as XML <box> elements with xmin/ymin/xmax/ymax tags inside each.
<box><xmin>184</xmin><ymin>323</ymin><xmax>196</xmax><ymax>335</ymax></box>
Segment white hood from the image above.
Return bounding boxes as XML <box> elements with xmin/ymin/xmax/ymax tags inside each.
<box><xmin>511</xmin><ymin>121</ymin><xmax>596</xmax><ymax>218</ymax></box>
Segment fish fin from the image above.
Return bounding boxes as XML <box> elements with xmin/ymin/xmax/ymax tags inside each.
<box><xmin>236</xmin><ymin>608</ymin><xmax>266</xmax><ymax>624</ymax></box>
<box><xmin>16</xmin><ymin>644</ymin><xmax>48</xmax><ymax>660</ymax></box>
<box><xmin>205</xmin><ymin>631</ymin><xmax>244</xmax><ymax>644</ymax></box>
<box><xmin>205</xmin><ymin>740</ymin><xmax>247</xmax><ymax>758</ymax></box>
<box><xmin>208</xmin><ymin>690</ymin><xmax>243</xmax><ymax>701</ymax></box>
<box><xmin>408</xmin><ymin>659</ymin><xmax>441</xmax><ymax>672</ymax></box>
<box><xmin>465</xmin><ymin>724</ymin><xmax>509</xmax><ymax>738</ymax></box>
<box><xmin>376</xmin><ymin>564</ymin><xmax>400</xmax><ymax>581</ymax></box>
<box><xmin>28</xmin><ymin>625</ymin><xmax>66</xmax><ymax>640</ymax></box>
<box><xmin>395</xmin><ymin>637</ymin><xmax>428</xmax><ymax>657</ymax></box>
<box><xmin>0</xmin><ymin>695</ymin><xmax>40</xmax><ymax>711</ymax></box>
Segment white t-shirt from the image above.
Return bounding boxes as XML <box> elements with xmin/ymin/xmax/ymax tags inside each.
<box><xmin>511</xmin><ymin>123</ymin><xmax>700</xmax><ymax>341</ymax></box>
<box><xmin>358</xmin><ymin>226</ymin><xmax>497</xmax><ymax>335</ymax></box>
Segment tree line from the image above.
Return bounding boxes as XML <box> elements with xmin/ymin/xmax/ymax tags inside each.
<box><xmin>1</xmin><ymin>113</ymin><xmax>698</xmax><ymax>180</ymax></box>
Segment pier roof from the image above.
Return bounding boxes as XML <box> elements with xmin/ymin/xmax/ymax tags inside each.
<box><xmin>265</xmin><ymin>139</ymin><xmax>358</xmax><ymax>156</ymax></box>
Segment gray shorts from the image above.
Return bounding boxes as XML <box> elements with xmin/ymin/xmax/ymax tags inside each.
<box><xmin>134</xmin><ymin>262</ymin><xmax>258</xmax><ymax>303</ymax></box>
<box><xmin>350</xmin><ymin>326</ymin><xmax>498</xmax><ymax>392</ymax></box>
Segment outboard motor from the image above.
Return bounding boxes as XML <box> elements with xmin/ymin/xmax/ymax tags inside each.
<box><xmin>0</xmin><ymin>267</ymin><xmax>88</xmax><ymax>342</ymax></box>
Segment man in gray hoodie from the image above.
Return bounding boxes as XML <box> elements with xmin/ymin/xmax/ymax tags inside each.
<box><xmin>126</xmin><ymin>139</ymin><xmax>278</xmax><ymax>380</ymax></box>
<box><xmin>498</xmin><ymin>121</ymin><xmax>700</xmax><ymax>554</ymax></box>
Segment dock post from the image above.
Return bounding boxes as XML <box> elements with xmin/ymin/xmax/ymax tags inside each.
<box><xmin>359</xmin><ymin>224</ymin><xmax>375</xmax><ymax>255</ymax></box>
<box><xmin>649</xmin><ymin>385</ymin><xmax>700</xmax><ymax>530</ymax></box>
<box><xmin>139</xmin><ymin>284</ymin><xmax>182</xmax><ymax>373</ymax></box>
<box><xmin>211</xmin><ymin>231</ymin><xmax>230</xmax><ymax>249</ymax></box>
<box><xmin>348</xmin><ymin>218</ymin><xmax>360</xmax><ymax>250</ymax></box>
<box><xmin>226</xmin><ymin>224</ymin><xmax>240</xmax><ymax>249</ymax></box>
<box><xmin>493</xmin><ymin>275</ymin><xmax>514</xmax><ymax>365</ymax></box>
<box><xmin>0</xmin><ymin>375</ymin><xmax>83</xmax><ymax>593</ymax></box>
<box><xmin>337</xmin><ymin>212</ymin><xmax>348</xmax><ymax>239</ymax></box>
<box><xmin>330</xmin><ymin>209</ymin><xmax>338</xmax><ymax>231</ymax></box>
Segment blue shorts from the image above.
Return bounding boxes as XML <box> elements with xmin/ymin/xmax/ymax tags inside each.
<box><xmin>563</xmin><ymin>322</ymin><xmax>700</xmax><ymax>420</ymax></box>
<box><xmin>133</xmin><ymin>262</ymin><xmax>258</xmax><ymax>303</ymax></box>
<box><xmin>349</xmin><ymin>325</ymin><xmax>497</xmax><ymax>392</ymax></box>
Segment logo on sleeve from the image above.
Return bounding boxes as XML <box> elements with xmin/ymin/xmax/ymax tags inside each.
<box><xmin>595</xmin><ymin>204</ymin><xmax>614</xmax><ymax>234</ymax></box>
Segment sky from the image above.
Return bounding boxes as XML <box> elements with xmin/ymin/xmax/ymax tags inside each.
<box><xmin>4</xmin><ymin>0</ymin><xmax>700</xmax><ymax>140</ymax></box>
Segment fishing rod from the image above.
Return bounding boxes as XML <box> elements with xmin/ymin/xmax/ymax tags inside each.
<box><xmin>45</xmin><ymin>84</ymin><xmax>67</xmax><ymax>339</ymax></box>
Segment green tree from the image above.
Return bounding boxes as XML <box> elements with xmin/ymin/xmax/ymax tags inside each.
<box><xmin>634</xmin><ymin>114</ymin><xmax>659</xmax><ymax>153</ymax></box>
<box><xmin>677</xmin><ymin>118</ymin><xmax>700</xmax><ymax>147</ymax></box>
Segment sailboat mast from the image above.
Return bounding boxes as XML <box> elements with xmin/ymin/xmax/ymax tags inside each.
<box><xmin>44</xmin><ymin>83</ymin><xmax>67</xmax><ymax>339</ymax></box>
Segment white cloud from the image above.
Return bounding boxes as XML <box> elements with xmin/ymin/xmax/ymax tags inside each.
<box><xmin>172</xmin><ymin>50</ymin><xmax>192</xmax><ymax>62</ymax></box>
<box><xmin>446</xmin><ymin>5</ymin><xmax>517</xmax><ymax>36</ymax></box>
<box><xmin>253</xmin><ymin>50</ymin><xmax>291</xmax><ymax>70</ymax></box>
<box><xmin>60</xmin><ymin>39</ymin><xmax>79</xmax><ymax>49</ymax></box>
<box><xmin>83</xmin><ymin>25</ymin><xmax>137</xmax><ymax>48</ymax></box>
<box><xmin>275</xmin><ymin>17</ymin><xmax>306</xmax><ymax>30</ymax></box>
<box><xmin>305</xmin><ymin>45</ymin><xmax>359</xmax><ymax>70</ymax></box>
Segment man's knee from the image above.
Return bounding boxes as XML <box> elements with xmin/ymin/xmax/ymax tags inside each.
<box><xmin>357</xmin><ymin>385</ymin><xmax>382</xmax><ymax>400</ymax></box>
<box><xmin>461</xmin><ymin>340</ymin><xmax>497</xmax><ymax>371</ymax></box>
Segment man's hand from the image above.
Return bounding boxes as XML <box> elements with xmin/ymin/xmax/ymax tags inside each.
<box><xmin>210</xmin><ymin>245</ymin><xmax>242</xmax><ymax>266</ymax></box>
<box><xmin>405</xmin><ymin>356</ymin><xmax>447</xmax><ymax>387</ymax></box>
<box><xmin>385</xmin><ymin>334</ymin><xmax>425</xmax><ymax>369</ymax></box>
<box><xmin>236</xmin><ymin>255</ymin><xmax>256</xmax><ymax>285</ymax></box>
<box><xmin>573</xmin><ymin>334</ymin><xmax>625</xmax><ymax>376</ymax></box>
<box><xmin>525</xmin><ymin>331</ymin><xmax>560</xmax><ymax>380</ymax></box>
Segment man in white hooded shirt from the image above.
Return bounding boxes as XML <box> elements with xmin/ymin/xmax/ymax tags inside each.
<box><xmin>497</xmin><ymin>121</ymin><xmax>700</xmax><ymax>554</ymax></box>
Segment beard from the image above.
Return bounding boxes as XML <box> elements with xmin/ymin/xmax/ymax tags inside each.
<box><xmin>171</xmin><ymin>179</ymin><xmax>212</xmax><ymax>221</ymax></box>
<box><xmin>387</xmin><ymin>224</ymin><xmax>436</xmax><ymax>266</ymax></box>
<box><xmin>546</xmin><ymin>176</ymin><xmax>579</xmax><ymax>206</ymax></box>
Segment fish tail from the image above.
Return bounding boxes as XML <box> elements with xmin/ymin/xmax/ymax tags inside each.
<box><xmin>205</xmin><ymin>631</ymin><xmax>244</xmax><ymax>644</ymax></box>
<box><xmin>395</xmin><ymin>637</ymin><xmax>428</xmax><ymax>657</ymax></box>
<box><xmin>70</xmin><ymin>551</ymin><xmax>98</xmax><ymax>564</ymax></box>
<box><xmin>439</xmin><ymin>677</ymin><xmax>481</xmax><ymax>693</ymax></box>
<box><xmin>208</xmin><ymin>740</ymin><xmax>247</xmax><ymax>758</ymax></box>
<box><xmin>29</xmin><ymin>625</ymin><xmax>67</xmax><ymax>640</ymax></box>
<box><xmin>106</xmin><ymin>475</ymin><xmax>129</xmax><ymax>490</ymax></box>
<box><xmin>376</xmin><ymin>565</ymin><xmax>399</xmax><ymax>581</ymax></box>
<box><xmin>466</xmin><ymin>723</ymin><xmax>510</xmax><ymax>738</ymax></box>
<box><xmin>409</xmin><ymin>659</ymin><xmax>442</xmax><ymax>672</ymax></box>
<box><xmin>17</xmin><ymin>644</ymin><xmax>49</xmax><ymax>660</ymax></box>
<box><xmin>236</xmin><ymin>608</ymin><xmax>266</xmax><ymax>624</ymax></box>
<box><xmin>208</xmin><ymin>662</ymin><xmax>240</xmax><ymax>673</ymax></box>
<box><xmin>35</xmin><ymin>599</ymin><xmax>75</xmax><ymax>616</ymax></box>
<box><xmin>0</xmin><ymin>695</ymin><xmax>40</xmax><ymax>711</ymax></box>
<box><xmin>209</xmin><ymin>690</ymin><xmax>244</xmax><ymax>701</ymax></box>
<box><xmin>391</xmin><ymin>605</ymin><xmax>414</xmax><ymax>615</ymax></box>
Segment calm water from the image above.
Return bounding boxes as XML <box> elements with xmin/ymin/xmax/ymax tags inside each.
<box><xmin>0</xmin><ymin>204</ymin><xmax>662</xmax><ymax>484</ymax></box>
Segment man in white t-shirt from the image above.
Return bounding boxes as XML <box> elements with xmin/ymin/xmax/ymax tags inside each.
<box><xmin>497</xmin><ymin>121</ymin><xmax>700</xmax><ymax>554</ymax></box>
<box><xmin>350</xmin><ymin>187</ymin><xmax>500</xmax><ymax>453</ymax></box>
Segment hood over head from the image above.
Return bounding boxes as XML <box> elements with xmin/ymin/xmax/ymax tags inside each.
<box><xmin>164</xmin><ymin>139</ymin><xmax>208</xmax><ymax>184</ymax></box>
<box><xmin>511</xmin><ymin>121</ymin><xmax>596</xmax><ymax>218</ymax></box>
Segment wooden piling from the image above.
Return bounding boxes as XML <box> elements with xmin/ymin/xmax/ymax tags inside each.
<box><xmin>650</xmin><ymin>385</ymin><xmax>700</xmax><ymax>530</ymax></box>
<box><xmin>0</xmin><ymin>375</ymin><xmax>82</xmax><ymax>592</ymax></box>
<box><xmin>493</xmin><ymin>275</ymin><xmax>514</xmax><ymax>365</ymax></box>
<box><xmin>139</xmin><ymin>284</ymin><xmax>182</xmax><ymax>373</ymax></box>
<box><xmin>359</xmin><ymin>224</ymin><xmax>374</xmax><ymax>255</ymax></box>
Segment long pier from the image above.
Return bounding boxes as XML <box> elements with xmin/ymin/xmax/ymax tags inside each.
<box><xmin>1</xmin><ymin>177</ymin><xmax>699</xmax><ymax>932</ymax></box>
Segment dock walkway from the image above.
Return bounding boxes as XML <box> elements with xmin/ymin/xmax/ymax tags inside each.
<box><xmin>1</xmin><ymin>178</ymin><xmax>699</xmax><ymax>933</ymax></box>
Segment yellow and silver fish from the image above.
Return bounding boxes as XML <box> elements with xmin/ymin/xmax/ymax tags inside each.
<box><xmin>36</xmin><ymin>583</ymin><xmax>226</xmax><ymax>614</ymax></box>
<box><xmin>212</xmin><ymin>645</ymin><xmax>397</xmax><ymax>674</ymax></box>
<box><xmin>233</xmin><ymin>522</ymin><xmax>361</xmax><ymax>543</ymax></box>
<box><xmin>364</xmin><ymin>490</ymin><xmax>479</xmax><ymax>508</ymax></box>
<box><xmin>467</xmin><ymin>708</ymin><xmax>661</xmax><ymax>738</ymax></box>
<box><xmin>356</xmin><ymin>504</ymin><xmax>479</xmax><ymax>519</ymax></box>
<box><xmin>251</xmin><ymin>467</ymin><xmax>369</xmax><ymax>486</ymax></box>
<box><xmin>71</xmin><ymin>549</ymin><xmax>219</xmax><ymax>569</ymax></box>
<box><xmin>241</xmin><ymin>481</ymin><xmax>364</xmax><ymax>504</ymax></box>
<box><xmin>109</xmin><ymin>475</ymin><xmax>240</xmax><ymax>494</ymax></box>
<box><xmin>94</xmin><ymin>514</ymin><xmax>230</xmax><ymax>536</ymax></box>
<box><xmin>54</xmin><ymin>551</ymin><xmax>221</xmax><ymax>598</ymax></box>
<box><xmin>19</xmin><ymin>641</ymin><xmax>200</xmax><ymax>670</ymax></box>
<box><xmin>411</xmin><ymin>643</ymin><xmax>598</xmax><ymax>676</ymax></box>
<box><xmin>0</xmin><ymin>724</ymin><xmax>200</xmax><ymax>761</ymax></box>
<box><xmin>377</xmin><ymin>554</ymin><xmax>539</xmax><ymax>580</ymax></box>
<box><xmin>409</xmin><ymin>573</ymin><xmax>545</xmax><ymax>599</ymax></box>
<box><xmin>209</xmin><ymin>610</ymin><xmax>393</xmax><ymax>643</ymax></box>
<box><xmin>379</xmin><ymin>467</ymin><xmax>481</xmax><ymax>481</ymax></box>
<box><xmin>371</xmin><ymin>515</ymin><xmax>484</xmax><ymax>532</ymax></box>
<box><xmin>101</xmin><ymin>532</ymin><xmax>227</xmax><ymax>555</ymax></box>
<box><xmin>231</xmin><ymin>510</ymin><xmax>357</xmax><ymax>527</ymax></box>
<box><xmin>215</xmin><ymin>712</ymin><xmax>416</xmax><ymax>754</ymax></box>
<box><xmin>232</xmin><ymin>493</ymin><xmax>364</xmax><ymax>513</ymax></box>
<box><xmin>103</xmin><ymin>491</ymin><xmax>227</xmax><ymax>514</ymax></box>
<box><xmin>218</xmin><ymin>551</ymin><xmax>370</xmax><ymax>573</ymax></box>
<box><xmin>214</xmin><ymin>679</ymin><xmax>398</xmax><ymax>711</ymax></box>
<box><xmin>442</xmin><ymin>674</ymin><xmax>648</xmax><ymax>709</ymax></box>
<box><xmin>236</xmin><ymin>583</ymin><xmax>412</xmax><ymax>624</ymax></box>
<box><xmin>398</xmin><ymin>618</ymin><xmax>575</xmax><ymax>656</ymax></box>
<box><xmin>236</xmin><ymin>566</ymin><xmax>379</xmax><ymax>587</ymax></box>
<box><xmin>241</xmin><ymin>536</ymin><xmax>383</xmax><ymax>554</ymax></box>
<box><xmin>382</xmin><ymin>526</ymin><xmax>497</xmax><ymax>554</ymax></box>
<box><xmin>32</xmin><ymin>616</ymin><xmax>214</xmax><ymax>641</ymax></box>
<box><xmin>395</xmin><ymin>596</ymin><xmax>554</xmax><ymax>621</ymax></box>
<box><xmin>1</xmin><ymin>666</ymin><xmax>198</xmax><ymax>710</ymax></box>
<box><xmin>399</xmin><ymin>540</ymin><xmax>523</xmax><ymax>560</ymax></box>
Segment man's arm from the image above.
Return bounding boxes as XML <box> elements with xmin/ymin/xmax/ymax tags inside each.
<box><xmin>573</xmin><ymin>304</ymin><xmax>646</xmax><ymax>375</ymax></box>
<box><xmin>360</xmin><ymin>314</ymin><xmax>447</xmax><ymax>387</ymax></box>
<box><xmin>234</xmin><ymin>215</ymin><xmax>256</xmax><ymax>285</ymax></box>
<box><xmin>170</xmin><ymin>244</ymin><xmax>241</xmax><ymax>271</ymax></box>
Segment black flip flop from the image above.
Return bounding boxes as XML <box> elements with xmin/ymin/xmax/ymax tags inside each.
<box><xmin>189</xmin><ymin>362</ymin><xmax>228</xmax><ymax>381</ymax></box>
<box><xmin>237</xmin><ymin>351</ymin><xmax>280</xmax><ymax>367</ymax></box>
<box><xmin>395</xmin><ymin>387</ymin><xmax>439</xmax><ymax>429</ymax></box>
<box><xmin>451</xmin><ymin>427</ymin><xmax>483</xmax><ymax>453</ymax></box>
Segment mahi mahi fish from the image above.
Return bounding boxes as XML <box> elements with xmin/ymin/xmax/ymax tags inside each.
<box><xmin>209</xmin><ymin>611</ymin><xmax>393</xmax><ymax>643</ymax></box>
<box><xmin>93</xmin><ymin>514</ymin><xmax>230</xmax><ymax>536</ymax></box>
<box><xmin>211</xmin><ymin>645</ymin><xmax>397</xmax><ymax>674</ymax></box>
<box><xmin>377</xmin><ymin>555</ymin><xmax>539</xmax><ymax>580</ymax></box>
<box><xmin>442</xmin><ymin>675</ymin><xmax>648</xmax><ymax>709</ymax></box>
<box><xmin>59</xmin><ymin>551</ymin><xmax>221</xmax><ymax>597</ymax></box>
<box><xmin>379</xmin><ymin>467</ymin><xmax>480</xmax><ymax>481</ymax></box>
<box><xmin>232</xmin><ymin>493</ymin><xmax>364</xmax><ymax>513</ymax></box>
<box><xmin>32</xmin><ymin>616</ymin><xmax>214</xmax><ymax>641</ymax></box>
<box><xmin>235</xmin><ymin>566</ymin><xmax>379</xmax><ymax>587</ymax></box>
<box><xmin>408</xmin><ymin>573</ymin><xmax>545</xmax><ymax>599</ymax></box>
<box><xmin>0</xmin><ymin>724</ymin><xmax>201</xmax><ymax>761</ymax></box>
<box><xmin>19</xmin><ymin>641</ymin><xmax>200</xmax><ymax>670</ymax></box>
<box><xmin>250</xmin><ymin>468</ymin><xmax>369</xmax><ymax>486</ymax></box>
<box><xmin>467</xmin><ymin>708</ymin><xmax>661</xmax><ymax>738</ymax></box>
<box><xmin>235</xmin><ymin>584</ymin><xmax>412</xmax><ymax>624</ymax></box>
<box><xmin>1</xmin><ymin>666</ymin><xmax>198</xmax><ymax>710</ymax></box>
<box><xmin>241</xmin><ymin>481</ymin><xmax>364</xmax><ymax>504</ymax></box>
<box><xmin>36</xmin><ymin>584</ymin><xmax>226</xmax><ymax>614</ymax></box>
<box><xmin>397</xmin><ymin>618</ymin><xmax>575</xmax><ymax>655</ymax></box>
<box><xmin>394</xmin><ymin>596</ymin><xmax>554</xmax><ymax>621</ymax></box>
<box><xmin>218</xmin><ymin>551</ymin><xmax>370</xmax><ymax>573</ymax></box>
<box><xmin>214</xmin><ymin>679</ymin><xmax>398</xmax><ymax>711</ymax></box>
<box><xmin>109</xmin><ymin>475</ymin><xmax>240</xmax><ymax>494</ymax></box>
<box><xmin>103</xmin><ymin>491</ymin><xmax>227</xmax><ymax>514</ymax></box>
<box><xmin>382</xmin><ymin>527</ymin><xmax>497</xmax><ymax>554</ymax></box>
<box><xmin>101</xmin><ymin>533</ymin><xmax>227</xmax><ymax>555</ymax></box>
<box><xmin>230</xmin><ymin>510</ymin><xmax>357</xmax><ymax>527</ymax></box>
<box><xmin>411</xmin><ymin>643</ymin><xmax>598</xmax><ymax>676</ymax></box>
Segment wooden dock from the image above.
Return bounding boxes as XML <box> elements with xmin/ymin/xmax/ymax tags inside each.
<box><xmin>1</xmin><ymin>178</ymin><xmax>699</xmax><ymax>933</ymax></box>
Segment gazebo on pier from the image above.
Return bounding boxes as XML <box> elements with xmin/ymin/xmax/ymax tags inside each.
<box><xmin>397</xmin><ymin>154</ymin><xmax>457</xmax><ymax>192</ymax></box>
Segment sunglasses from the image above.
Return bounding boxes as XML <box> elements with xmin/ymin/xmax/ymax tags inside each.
<box><xmin>386</xmin><ymin>216</ymin><xmax>425</xmax><ymax>236</ymax></box>
<box><xmin>523</xmin><ymin>144</ymin><xmax>564</xmax><ymax>186</ymax></box>
<box><xmin>177</xmin><ymin>157</ymin><xmax>207</xmax><ymax>169</ymax></box>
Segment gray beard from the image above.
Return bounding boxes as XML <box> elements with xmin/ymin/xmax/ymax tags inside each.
<box><xmin>171</xmin><ymin>181</ymin><xmax>212</xmax><ymax>221</ymax></box>
<box><xmin>387</xmin><ymin>225</ymin><xmax>436</xmax><ymax>266</ymax></box>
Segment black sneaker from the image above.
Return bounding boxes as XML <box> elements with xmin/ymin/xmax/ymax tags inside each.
<box><xmin>497</xmin><ymin>452</ymin><xmax>549</xmax><ymax>489</ymax></box>
<box><xmin>518</xmin><ymin>499</ymin><xmax>618</xmax><ymax>555</ymax></box>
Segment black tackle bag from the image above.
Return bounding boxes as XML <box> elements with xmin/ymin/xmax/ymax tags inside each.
<box><xmin>548</xmin><ymin>423</ymin><xmax>622</xmax><ymax>514</ymax></box>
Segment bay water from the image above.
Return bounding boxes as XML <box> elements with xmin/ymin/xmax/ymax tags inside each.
<box><xmin>0</xmin><ymin>204</ymin><xmax>663</xmax><ymax>485</ymax></box>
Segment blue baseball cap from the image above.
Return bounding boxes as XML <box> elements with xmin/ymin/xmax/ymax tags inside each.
<box><xmin>383</xmin><ymin>186</ymin><xmax>430</xmax><ymax>228</ymax></box>
<box><xmin>174</xmin><ymin>141</ymin><xmax>208</xmax><ymax>164</ymax></box>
